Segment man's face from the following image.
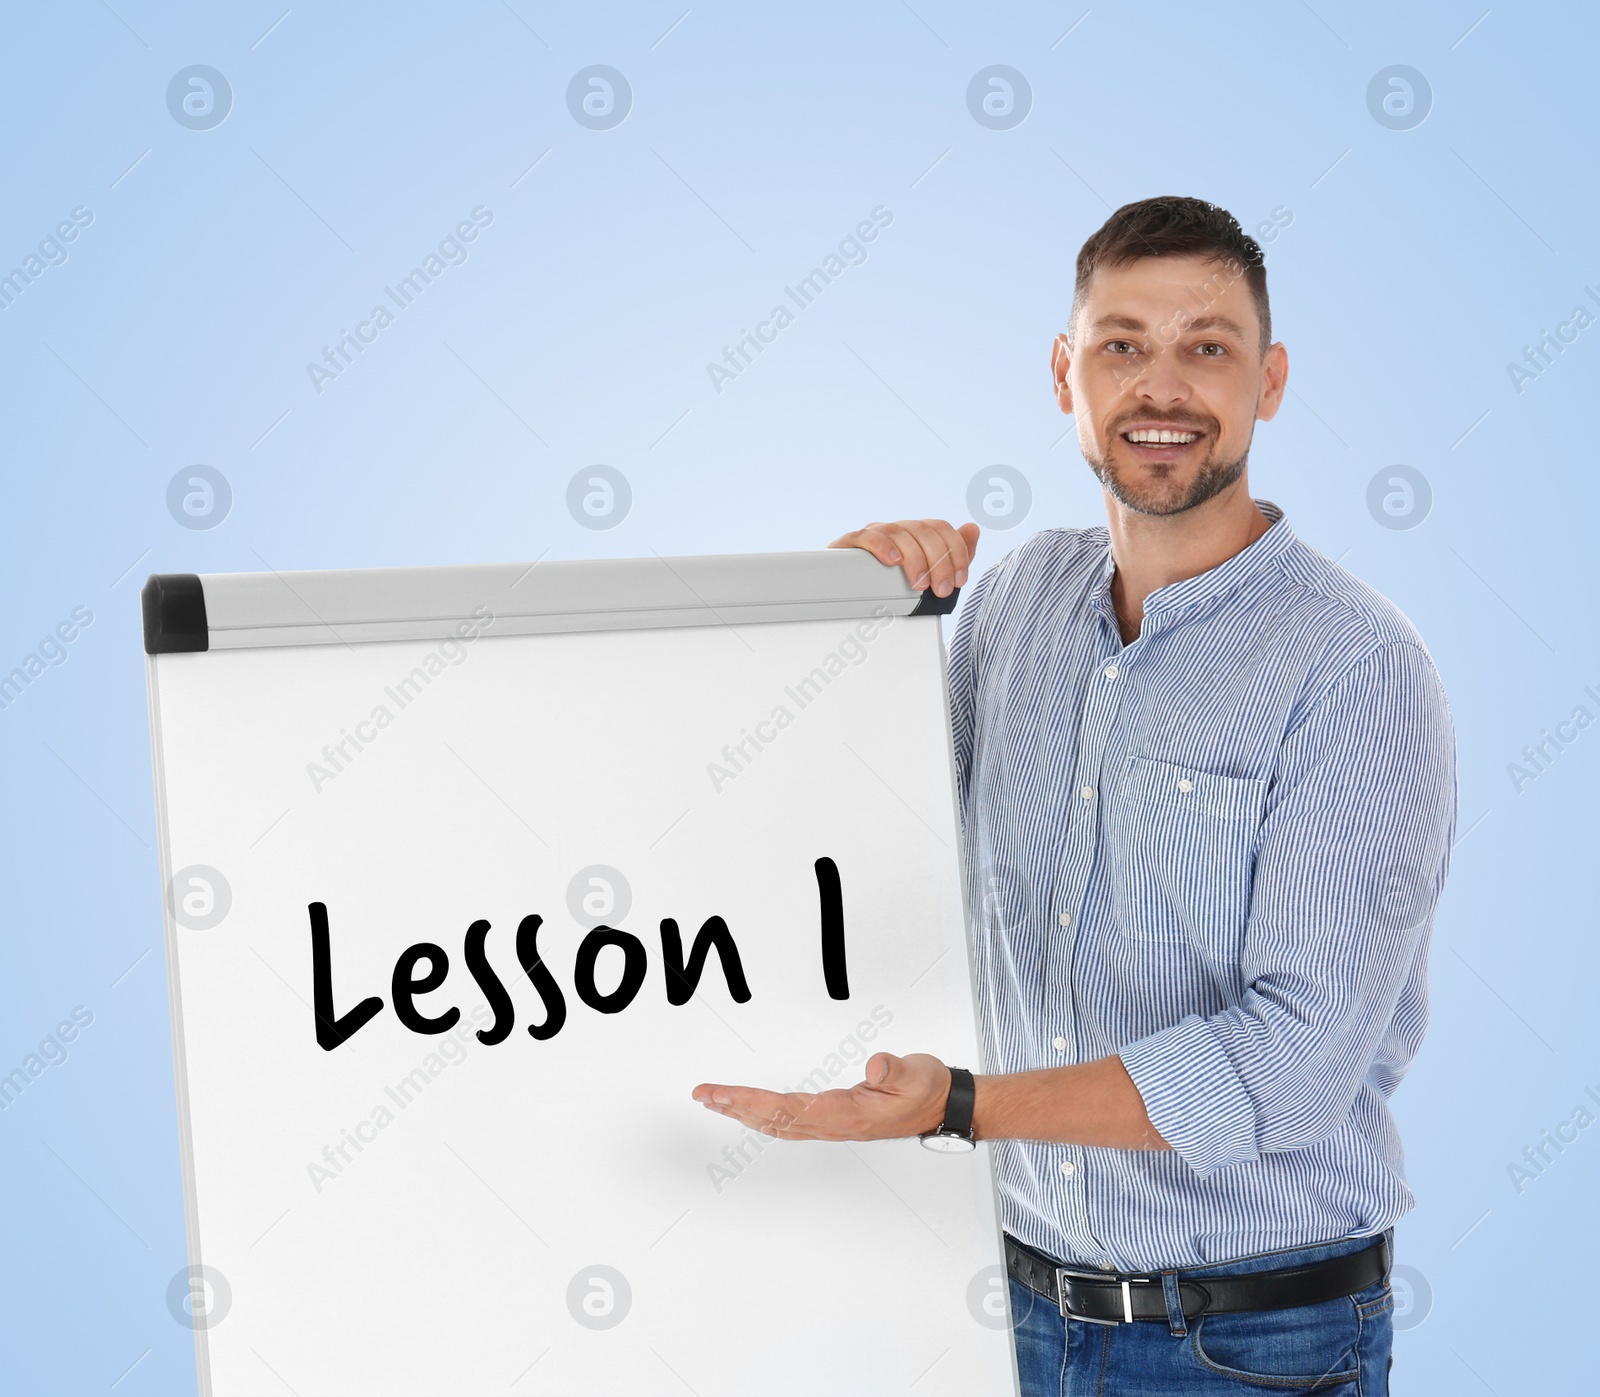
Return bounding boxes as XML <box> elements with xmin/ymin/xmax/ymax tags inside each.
<box><xmin>1053</xmin><ymin>254</ymin><xmax>1287</xmax><ymax>517</ymax></box>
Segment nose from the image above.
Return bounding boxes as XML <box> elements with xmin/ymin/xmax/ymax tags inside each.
<box><xmin>1128</xmin><ymin>343</ymin><xmax>1192</xmax><ymax>408</ymax></box>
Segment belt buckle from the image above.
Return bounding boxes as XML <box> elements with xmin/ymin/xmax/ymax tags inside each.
<box><xmin>1055</xmin><ymin>1266</ymin><xmax>1153</xmax><ymax>1324</ymax></box>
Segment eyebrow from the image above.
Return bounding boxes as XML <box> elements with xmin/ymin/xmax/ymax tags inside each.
<box><xmin>1087</xmin><ymin>314</ymin><xmax>1148</xmax><ymax>335</ymax></box>
<box><xmin>1087</xmin><ymin>312</ymin><xmax>1251</xmax><ymax>341</ymax></box>
<box><xmin>1183</xmin><ymin>314</ymin><xmax>1250</xmax><ymax>340</ymax></box>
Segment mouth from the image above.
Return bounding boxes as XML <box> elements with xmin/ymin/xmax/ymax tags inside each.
<box><xmin>1118</xmin><ymin>425</ymin><xmax>1206</xmax><ymax>458</ymax></box>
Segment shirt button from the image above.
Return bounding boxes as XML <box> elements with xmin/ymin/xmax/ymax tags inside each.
<box><xmin>1177</xmin><ymin>778</ymin><xmax>1194</xmax><ymax>793</ymax></box>
<box><xmin>1080</xmin><ymin>785</ymin><xmax>1095</xmax><ymax>801</ymax></box>
<box><xmin>1058</xmin><ymin>911</ymin><xmax>1073</xmax><ymax>928</ymax></box>
<box><xmin>1053</xmin><ymin>1036</ymin><xmax>1068</xmax><ymax>1051</ymax></box>
<box><xmin>1103</xmin><ymin>664</ymin><xmax>1119</xmax><ymax>679</ymax></box>
<box><xmin>1060</xmin><ymin>1160</ymin><xmax>1077</xmax><ymax>1179</ymax></box>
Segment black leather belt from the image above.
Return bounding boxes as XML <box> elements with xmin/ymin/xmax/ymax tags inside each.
<box><xmin>1005</xmin><ymin>1230</ymin><xmax>1391</xmax><ymax>1325</ymax></box>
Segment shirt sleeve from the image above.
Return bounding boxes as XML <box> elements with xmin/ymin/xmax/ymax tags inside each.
<box><xmin>1117</xmin><ymin>639</ymin><xmax>1459</xmax><ymax>1179</ymax></box>
<box><xmin>945</xmin><ymin>560</ymin><xmax>1001</xmax><ymax>808</ymax></box>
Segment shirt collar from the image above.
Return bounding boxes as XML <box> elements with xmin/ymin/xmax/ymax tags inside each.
<box><xmin>1092</xmin><ymin>498</ymin><xmax>1295</xmax><ymax>634</ymax></box>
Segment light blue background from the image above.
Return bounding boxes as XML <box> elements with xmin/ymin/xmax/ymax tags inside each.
<box><xmin>2</xmin><ymin>3</ymin><xmax>1595</xmax><ymax>1392</ymax></box>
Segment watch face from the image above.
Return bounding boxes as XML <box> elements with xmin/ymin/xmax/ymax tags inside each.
<box><xmin>919</xmin><ymin>1131</ymin><xmax>977</xmax><ymax>1154</ymax></box>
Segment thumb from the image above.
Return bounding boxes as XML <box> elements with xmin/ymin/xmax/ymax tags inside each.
<box><xmin>865</xmin><ymin>1051</ymin><xmax>898</xmax><ymax>1086</ymax></box>
<box><xmin>959</xmin><ymin>521</ymin><xmax>981</xmax><ymax>553</ymax></box>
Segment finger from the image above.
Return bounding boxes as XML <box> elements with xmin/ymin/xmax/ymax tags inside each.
<box><xmin>704</xmin><ymin>1094</ymin><xmax>824</xmax><ymax>1139</ymax></box>
<box><xmin>828</xmin><ymin>525</ymin><xmax>901</xmax><ymax>566</ymax></box>
<box><xmin>911</xmin><ymin>519</ymin><xmax>973</xmax><ymax>595</ymax></box>
<box><xmin>937</xmin><ymin>520</ymin><xmax>978</xmax><ymax>587</ymax></box>
<box><xmin>861</xmin><ymin>523</ymin><xmax>932</xmax><ymax>593</ymax></box>
<box><xmin>829</xmin><ymin>520</ymin><xmax>982</xmax><ymax>592</ymax></box>
<box><xmin>712</xmin><ymin>1095</ymin><xmax>863</xmax><ymax>1142</ymax></box>
<box><xmin>896</xmin><ymin>520</ymin><xmax>969</xmax><ymax>597</ymax></box>
<box><xmin>695</xmin><ymin>1083</ymin><xmax>797</xmax><ymax>1114</ymax></box>
<box><xmin>956</xmin><ymin>522</ymin><xmax>981</xmax><ymax>583</ymax></box>
<box><xmin>828</xmin><ymin>523</ymin><xmax>916</xmax><ymax>570</ymax></box>
<box><xmin>705</xmin><ymin>1087</ymin><xmax>832</xmax><ymax>1140</ymax></box>
<box><xmin>705</xmin><ymin>1082</ymin><xmax>867</xmax><ymax>1137</ymax></box>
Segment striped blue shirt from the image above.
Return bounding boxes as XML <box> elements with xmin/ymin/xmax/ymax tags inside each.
<box><xmin>947</xmin><ymin>498</ymin><xmax>1457</xmax><ymax>1273</ymax></box>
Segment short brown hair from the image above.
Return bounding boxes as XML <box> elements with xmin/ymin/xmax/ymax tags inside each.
<box><xmin>1070</xmin><ymin>196</ymin><xmax>1271</xmax><ymax>353</ymax></box>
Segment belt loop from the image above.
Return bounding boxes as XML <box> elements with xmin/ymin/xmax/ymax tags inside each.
<box><xmin>1160</xmin><ymin>1270</ymin><xmax>1187</xmax><ymax>1337</ymax></box>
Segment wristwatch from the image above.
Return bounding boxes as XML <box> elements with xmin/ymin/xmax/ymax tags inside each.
<box><xmin>919</xmin><ymin>1065</ymin><xmax>977</xmax><ymax>1152</ymax></box>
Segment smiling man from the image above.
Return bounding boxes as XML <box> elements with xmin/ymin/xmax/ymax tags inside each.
<box><xmin>693</xmin><ymin>196</ymin><xmax>1457</xmax><ymax>1395</ymax></box>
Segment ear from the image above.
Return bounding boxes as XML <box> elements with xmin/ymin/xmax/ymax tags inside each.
<box><xmin>1255</xmin><ymin>341</ymin><xmax>1289</xmax><ymax>423</ymax></box>
<box><xmin>1051</xmin><ymin>333</ymin><xmax>1075</xmax><ymax>416</ymax></box>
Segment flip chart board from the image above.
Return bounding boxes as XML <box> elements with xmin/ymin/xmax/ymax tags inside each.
<box><xmin>142</xmin><ymin>550</ymin><xmax>1018</xmax><ymax>1397</ymax></box>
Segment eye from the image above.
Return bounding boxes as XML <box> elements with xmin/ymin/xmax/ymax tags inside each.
<box><xmin>1106</xmin><ymin>339</ymin><xmax>1139</xmax><ymax>354</ymax></box>
<box><xmin>1194</xmin><ymin>342</ymin><xmax>1227</xmax><ymax>357</ymax></box>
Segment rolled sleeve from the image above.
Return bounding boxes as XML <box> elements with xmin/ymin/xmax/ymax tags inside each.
<box><xmin>1118</xmin><ymin>640</ymin><xmax>1457</xmax><ymax>1177</ymax></box>
<box><xmin>1119</xmin><ymin>1014</ymin><xmax>1260</xmax><ymax>1178</ymax></box>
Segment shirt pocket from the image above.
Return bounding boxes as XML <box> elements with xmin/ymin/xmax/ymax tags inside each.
<box><xmin>1108</xmin><ymin>756</ymin><xmax>1267</xmax><ymax>958</ymax></box>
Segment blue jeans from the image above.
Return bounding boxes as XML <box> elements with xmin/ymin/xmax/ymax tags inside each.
<box><xmin>1009</xmin><ymin>1229</ymin><xmax>1395</xmax><ymax>1395</ymax></box>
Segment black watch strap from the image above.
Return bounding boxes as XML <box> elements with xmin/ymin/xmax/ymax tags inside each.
<box><xmin>917</xmin><ymin>1065</ymin><xmax>977</xmax><ymax>1153</ymax></box>
<box><xmin>942</xmin><ymin>1066</ymin><xmax>975</xmax><ymax>1137</ymax></box>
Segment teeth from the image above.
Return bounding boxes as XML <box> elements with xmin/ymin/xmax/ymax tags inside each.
<box><xmin>1125</xmin><ymin>428</ymin><xmax>1199</xmax><ymax>444</ymax></box>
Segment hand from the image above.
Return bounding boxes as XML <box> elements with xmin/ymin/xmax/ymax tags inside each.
<box><xmin>829</xmin><ymin>519</ymin><xmax>980</xmax><ymax>599</ymax></box>
<box><xmin>692</xmin><ymin>1052</ymin><xmax>952</xmax><ymax>1142</ymax></box>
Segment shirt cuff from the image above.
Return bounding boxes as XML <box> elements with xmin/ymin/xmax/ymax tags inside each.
<box><xmin>1118</xmin><ymin>1014</ymin><xmax>1260</xmax><ymax>1178</ymax></box>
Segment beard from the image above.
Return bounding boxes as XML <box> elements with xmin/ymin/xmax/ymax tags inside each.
<box><xmin>1084</xmin><ymin>427</ymin><xmax>1252</xmax><ymax>518</ymax></box>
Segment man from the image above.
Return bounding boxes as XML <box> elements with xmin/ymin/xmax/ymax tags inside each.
<box><xmin>693</xmin><ymin>196</ymin><xmax>1456</xmax><ymax>1394</ymax></box>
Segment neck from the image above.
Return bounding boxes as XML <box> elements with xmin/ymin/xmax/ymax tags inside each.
<box><xmin>1106</xmin><ymin>480</ymin><xmax>1272</xmax><ymax>637</ymax></box>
